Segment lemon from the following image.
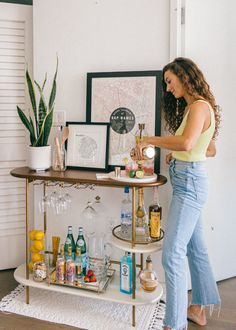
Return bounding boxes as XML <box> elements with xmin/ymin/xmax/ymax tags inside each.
<box><xmin>32</xmin><ymin>253</ymin><xmax>43</xmax><ymax>263</ymax></box>
<box><xmin>29</xmin><ymin>230</ymin><xmax>37</xmax><ymax>241</ymax></box>
<box><xmin>135</xmin><ymin>170</ymin><xmax>145</xmax><ymax>179</ymax></box>
<box><xmin>33</xmin><ymin>240</ymin><xmax>44</xmax><ymax>251</ymax></box>
<box><xmin>34</xmin><ymin>231</ymin><xmax>45</xmax><ymax>241</ymax></box>
<box><xmin>29</xmin><ymin>245</ymin><xmax>38</xmax><ymax>253</ymax></box>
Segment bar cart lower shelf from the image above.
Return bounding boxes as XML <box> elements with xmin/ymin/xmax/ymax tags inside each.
<box><xmin>14</xmin><ymin>263</ymin><xmax>163</xmax><ymax>306</ymax></box>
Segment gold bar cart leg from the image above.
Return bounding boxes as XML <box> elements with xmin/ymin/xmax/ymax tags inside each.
<box><xmin>43</xmin><ymin>182</ymin><xmax>47</xmax><ymax>234</ymax></box>
<box><xmin>140</xmin><ymin>253</ymin><xmax>144</xmax><ymax>270</ymax></box>
<box><xmin>132</xmin><ymin>305</ymin><xmax>136</xmax><ymax>327</ymax></box>
<box><xmin>25</xmin><ymin>178</ymin><xmax>29</xmax><ymax>304</ymax></box>
<box><xmin>131</xmin><ymin>187</ymin><xmax>136</xmax><ymax>326</ymax></box>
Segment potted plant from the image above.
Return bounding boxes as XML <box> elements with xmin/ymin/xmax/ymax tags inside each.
<box><xmin>17</xmin><ymin>59</ymin><xmax>58</xmax><ymax>171</ymax></box>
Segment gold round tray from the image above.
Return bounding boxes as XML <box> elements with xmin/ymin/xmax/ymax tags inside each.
<box><xmin>112</xmin><ymin>225</ymin><xmax>164</xmax><ymax>245</ymax></box>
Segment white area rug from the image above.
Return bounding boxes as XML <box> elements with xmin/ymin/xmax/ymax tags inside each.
<box><xmin>0</xmin><ymin>285</ymin><xmax>165</xmax><ymax>330</ymax></box>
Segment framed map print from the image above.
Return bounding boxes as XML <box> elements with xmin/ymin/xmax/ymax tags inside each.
<box><xmin>66</xmin><ymin>122</ymin><xmax>110</xmax><ymax>171</ymax></box>
<box><xmin>86</xmin><ymin>71</ymin><xmax>162</xmax><ymax>173</ymax></box>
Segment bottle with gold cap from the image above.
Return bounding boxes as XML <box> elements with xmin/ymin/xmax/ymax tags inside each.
<box><xmin>139</xmin><ymin>255</ymin><xmax>158</xmax><ymax>292</ymax></box>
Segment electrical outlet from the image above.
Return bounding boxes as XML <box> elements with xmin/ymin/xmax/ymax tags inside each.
<box><xmin>53</xmin><ymin>110</ymin><xmax>66</xmax><ymax>127</ymax></box>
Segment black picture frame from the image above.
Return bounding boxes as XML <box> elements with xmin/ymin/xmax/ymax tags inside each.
<box><xmin>65</xmin><ymin>122</ymin><xmax>110</xmax><ymax>172</ymax></box>
<box><xmin>86</xmin><ymin>70</ymin><xmax>162</xmax><ymax>173</ymax></box>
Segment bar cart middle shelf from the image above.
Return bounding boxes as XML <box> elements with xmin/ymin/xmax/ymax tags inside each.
<box><xmin>10</xmin><ymin>167</ymin><xmax>167</xmax><ymax>327</ymax></box>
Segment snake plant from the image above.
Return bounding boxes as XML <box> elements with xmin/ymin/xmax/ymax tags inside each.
<box><xmin>17</xmin><ymin>59</ymin><xmax>58</xmax><ymax>147</ymax></box>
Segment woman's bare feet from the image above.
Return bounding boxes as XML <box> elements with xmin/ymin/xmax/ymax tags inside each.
<box><xmin>187</xmin><ymin>305</ymin><xmax>207</xmax><ymax>326</ymax></box>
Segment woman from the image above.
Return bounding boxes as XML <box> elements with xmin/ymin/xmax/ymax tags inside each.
<box><xmin>138</xmin><ymin>57</ymin><xmax>221</xmax><ymax>330</ymax></box>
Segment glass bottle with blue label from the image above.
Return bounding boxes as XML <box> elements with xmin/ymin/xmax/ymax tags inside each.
<box><xmin>120</xmin><ymin>251</ymin><xmax>132</xmax><ymax>294</ymax></box>
<box><xmin>120</xmin><ymin>187</ymin><xmax>132</xmax><ymax>239</ymax></box>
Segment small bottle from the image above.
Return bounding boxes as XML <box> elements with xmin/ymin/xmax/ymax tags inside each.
<box><xmin>135</xmin><ymin>123</ymin><xmax>148</xmax><ymax>145</ymax></box>
<box><xmin>136</xmin><ymin>188</ymin><xmax>150</xmax><ymax>241</ymax></box>
<box><xmin>149</xmin><ymin>187</ymin><xmax>162</xmax><ymax>239</ymax></box>
<box><xmin>66</xmin><ymin>226</ymin><xmax>76</xmax><ymax>259</ymax></box>
<box><xmin>75</xmin><ymin>246</ymin><xmax>83</xmax><ymax>280</ymax></box>
<box><xmin>76</xmin><ymin>227</ymin><xmax>87</xmax><ymax>275</ymax></box>
<box><xmin>139</xmin><ymin>255</ymin><xmax>158</xmax><ymax>292</ymax></box>
<box><xmin>65</xmin><ymin>246</ymin><xmax>75</xmax><ymax>283</ymax></box>
<box><xmin>120</xmin><ymin>251</ymin><xmax>132</xmax><ymax>294</ymax></box>
<box><xmin>120</xmin><ymin>187</ymin><xmax>132</xmax><ymax>239</ymax></box>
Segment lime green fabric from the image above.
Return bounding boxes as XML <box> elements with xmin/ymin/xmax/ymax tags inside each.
<box><xmin>172</xmin><ymin>100</ymin><xmax>215</xmax><ymax>162</ymax></box>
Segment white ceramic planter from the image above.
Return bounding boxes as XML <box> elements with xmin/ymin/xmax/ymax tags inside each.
<box><xmin>28</xmin><ymin>146</ymin><xmax>51</xmax><ymax>171</ymax></box>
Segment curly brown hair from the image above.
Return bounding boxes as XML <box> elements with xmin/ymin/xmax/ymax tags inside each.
<box><xmin>162</xmin><ymin>57</ymin><xmax>221</xmax><ymax>139</ymax></box>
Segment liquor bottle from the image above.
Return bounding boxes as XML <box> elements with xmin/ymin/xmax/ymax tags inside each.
<box><xmin>120</xmin><ymin>187</ymin><xmax>132</xmax><ymax>239</ymax></box>
<box><xmin>65</xmin><ymin>245</ymin><xmax>75</xmax><ymax>283</ymax></box>
<box><xmin>66</xmin><ymin>225</ymin><xmax>76</xmax><ymax>259</ymax></box>
<box><xmin>136</xmin><ymin>188</ymin><xmax>150</xmax><ymax>241</ymax></box>
<box><xmin>64</xmin><ymin>237</ymin><xmax>72</xmax><ymax>261</ymax></box>
<box><xmin>120</xmin><ymin>251</ymin><xmax>132</xmax><ymax>294</ymax></box>
<box><xmin>135</xmin><ymin>123</ymin><xmax>148</xmax><ymax>145</ymax></box>
<box><xmin>76</xmin><ymin>227</ymin><xmax>87</xmax><ymax>275</ymax></box>
<box><xmin>139</xmin><ymin>255</ymin><xmax>158</xmax><ymax>292</ymax></box>
<box><xmin>149</xmin><ymin>187</ymin><xmax>162</xmax><ymax>239</ymax></box>
<box><xmin>74</xmin><ymin>246</ymin><xmax>83</xmax><ymax>280</ymax></box>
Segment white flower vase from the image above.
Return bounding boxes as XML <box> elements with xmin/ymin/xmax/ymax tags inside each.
<box><xmin>28</xmin><ymin>146</ymin><xmax>51</xmax><ymax>171</ymax></box>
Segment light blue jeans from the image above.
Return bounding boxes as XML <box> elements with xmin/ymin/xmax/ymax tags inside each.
<box><xmin>162</xmin><ymin>159</ymin><xmax>221</xmax><ymax>330</ymax></box>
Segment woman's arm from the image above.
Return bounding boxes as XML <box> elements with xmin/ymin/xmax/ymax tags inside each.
<box><xmin>142</xmin><ymin>102</ymin><xmax>209</xmax><ymax>151</ymax></box>
<box><xmin>206</xmin><ymin>139</ymin><xmax>216</xmax><ymax>157</ymax></box>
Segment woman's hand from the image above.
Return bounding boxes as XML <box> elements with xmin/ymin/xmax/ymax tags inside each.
<box><xmin>166</xmin><ymin>153</ymin><xmax>173</xmax><ymax>164</ymax></box>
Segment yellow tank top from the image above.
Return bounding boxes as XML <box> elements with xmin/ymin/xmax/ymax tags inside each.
<box><xmin>172</xmin><ymin>100</ymin><xmax>215</xmax><ymax>162</ymax></box>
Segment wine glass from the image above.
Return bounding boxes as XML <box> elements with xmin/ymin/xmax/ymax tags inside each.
<box><xmin>92</xmin><ymin>195</ymin><xmax>106</xmax><ymax>214</ymax></box>
<box><xmin>38</xmin><ymin>194</ymin><xmax>50</xmax><ymax>213</ymax></box>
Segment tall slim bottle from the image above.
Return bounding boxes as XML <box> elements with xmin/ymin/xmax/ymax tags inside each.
<box><xmin>149</xmin><ymin>187</ymin><xmax>162</xmax><ymax>239</ymax></box>
<box><xmin>76</xmin><ymin>227</ymin><xmax>87</xmax><ymax>275</ymax></box>
<box><xmin>136</xmin><ymin>188</ymin><xmax>150</xmax><ymax>240</ymax></box>
<box><xmin>66</xmin><ymin>225</ymin><xmax>76</xmax><ymax>259</ymax></box>
<box><xmin>120</xmin><ymin>186</ymin><xmax>132</xmax><ymax>239</ymax></box>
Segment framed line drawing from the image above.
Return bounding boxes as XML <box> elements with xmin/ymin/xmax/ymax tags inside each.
<box><xmin>86</xmin><ymin>71</ymin><xmax>162</xmax><ymax>173</ymax></box>
<box><xmin>65</xmin><ymin>122</ymin><xmax>110</xmax><ymax>171</ymax></box>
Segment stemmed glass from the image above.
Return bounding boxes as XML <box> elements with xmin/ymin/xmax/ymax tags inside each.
<box><xmin>92</xmin><ymin>195</ymin><xmax>106</xmax><ymax>214</ymax></box>
<box><xmin>38</xmin><ymin>194</ymin><xmax>51</xmax><ymax>213</ymax></box>
<box><xmin>82</xmin><ymin>186</ymin><xmax>97</xmax><ymax>220</ymax></box>
<box><xmin>38</xmin><ymin>183</ymin><xmax>72</xmax><ymax>215</ymax></box>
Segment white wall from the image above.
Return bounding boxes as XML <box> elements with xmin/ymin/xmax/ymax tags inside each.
<box><xmin>33</xmin><ymin>0</ymin><xmax>170</xmax><ymax>281</ymax></box>
<box><xmin>183</xmin><ymin>0</ymin><xmax>236</xmax><ymax>281</ymax></box>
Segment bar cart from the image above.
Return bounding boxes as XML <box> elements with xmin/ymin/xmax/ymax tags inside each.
<box><xmin>11</xmin><ymin>167</ymin><xmax>167</xmax><ymax>327</ymax></box>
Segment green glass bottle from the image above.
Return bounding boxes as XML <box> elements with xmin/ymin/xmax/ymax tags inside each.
<box><xmin>64</xmin><ymin>237</ymin><xmax>72</xmax><ymax>261</ymax></box>
<box><xmin>76</xmin><ymin>227</ymin><xmax>87</xmax><ymax>275</ymax></box>
<box><xmin>66</xmin><ymin>226</ymin><xmax>76</xmax><ymax>259</ymax></box>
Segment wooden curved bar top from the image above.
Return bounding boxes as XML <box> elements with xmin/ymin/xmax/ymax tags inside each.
<box><xmin>10</xmin><ymin>167</ymin><xmax>167</xmax><ymax>188</ymax></box>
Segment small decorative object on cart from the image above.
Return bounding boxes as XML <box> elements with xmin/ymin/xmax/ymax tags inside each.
<box><xmin>139</xmin><ymin>255</ymin><xmax>158</xmax><ymax>292</ymax></box>
<box><xmin>33</xmin><ymin>261</ymin><xmax>47</xmax><ymax>282</ymax></box>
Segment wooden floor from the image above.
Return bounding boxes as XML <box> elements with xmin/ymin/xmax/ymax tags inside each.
<box><xmin>0</xmin><ymin>269</ymin><xmax>235</xmax><ymax>330</ymax></box>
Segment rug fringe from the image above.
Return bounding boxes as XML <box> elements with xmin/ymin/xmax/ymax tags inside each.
<box><xmin>0</xmin><ymin>284</ymin><xmax>25</xmax><ymax>310</ymax></box>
